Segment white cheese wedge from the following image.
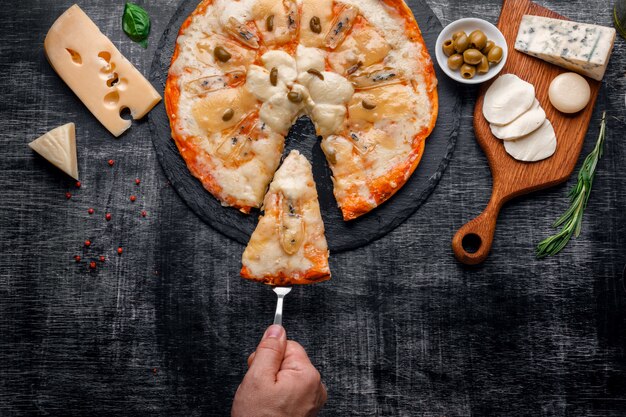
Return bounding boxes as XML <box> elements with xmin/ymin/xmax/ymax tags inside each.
<box><xmin>515</xmin><ymin>15</ymin><xmax>615</xmax><ymax>81</ymax></box>
<box><xmin>44</xmin><ymin>5</ymin><xmax>161</xmax><ymax>137</ymax></box>
<box><xmin>548</xmin><ymin>72</ymin><xmax>591</xmax><ymax>113</ymax></box>
<box><xmin>29</xmin><ymin>123</ymin><xmax>79</xmax><ymax>180</ymax></box>
<box><xmin>483</xmin><ymin>74</ymin><xmax>535</xmax><ymax>126</ymax></box>
<box><xmin>490</xmin><ymin>99</ymin><xmax>546</xmax><ymax>140</ymax></box>
<box><xmin>503</xmin><ymin>119</ymin><xmax>557</xmax><ymax>162</ymax></box>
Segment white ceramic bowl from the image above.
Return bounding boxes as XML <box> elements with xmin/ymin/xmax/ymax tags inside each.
<box><xmin>435</xmin><ymin>18</ymin><xmax>508</xmax><ymax>85</ymax></box>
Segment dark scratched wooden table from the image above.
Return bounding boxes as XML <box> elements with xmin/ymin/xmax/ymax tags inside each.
<box><xmin>1</xmin><ymin>1</ymin><xmax>625</xmax><ymax>416</ymax></box>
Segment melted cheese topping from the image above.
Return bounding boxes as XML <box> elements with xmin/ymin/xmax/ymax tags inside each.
<box><xmin>311</xmin><ymin>104</ymin><xmax>346</xmax><ymax>136</ymax></box>
<box><xmin>167</xmin><ymin>0</ymin><xmax>436</xmax><ymax>219</ymax></box>
<box><xmin>246</xmin><ymin>65</ymin><xmax>287</xmax><ymax>101</ymax></box>
<box><xmin>251</xmin><ymin>49</ymin><xmax>354</xmax><ymax>136</ymax></box>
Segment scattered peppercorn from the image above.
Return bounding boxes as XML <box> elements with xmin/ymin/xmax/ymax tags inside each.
<box><xmin>105</xmin><ymin>213</ymin><xmax>112</xmax><ymax>221</ymax></box>
<box><xmin>135</xmin><ymin>178</ymin><xmax>141</xmax><ymax>185</ymax></box>
<box><xmin>75</xmin><ymin>181</ymin><xmax>81</xmax><ymax>188</ymax></box>
<box><xmin>117</xmin><ymin>247</ymin><xmax>123</xmax><ymax>255</ymax></box>
<box><xmin>130</xmin><ymin>195</ymin><xmax>137</xmax><ymax>202</ymax></box>
<box><xmin>99</xmin><ymin>255</ymin><xmax>106</xmax><ymax>262</ymax></box>
<box><xmin>108</xmin><ymin>159</ymin><xmax>115</xmax><ymax>166</ymax></box>
<box><xmin>85</xmin><ymin>240</ymin><xmax>91</xmax><ymax>247</ymax></box>
<box><xmin>88</xmin><ymin>208</ymin><xmax>94</xmax><ymax>215</ymax></box>
<box><xmin>65</xmin><ymin>192</ymin><xmax>72</xmax><ymax>199</ymax></box>
<box><xmin>141</xmin><ymin>210</ymin><xmax>147</xmax><ymax>218</ymax></box>
<box><xmin>89</xmin><ymin>261</ymin><xmax>97</xmax><ymax>270</ymax></box>
<box><xmin>74</xmin><ymin>255</ymin><xmax>81</xmax><ymax>262</ymax></box>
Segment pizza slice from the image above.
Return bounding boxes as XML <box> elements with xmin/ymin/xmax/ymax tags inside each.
<box><xmin>241</xmin><ymin>150</ymin><xmax>330</xmax><ymax>286</ymax></box>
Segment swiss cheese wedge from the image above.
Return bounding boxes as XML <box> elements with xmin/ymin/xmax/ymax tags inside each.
<box><xmin>241</xmin><ymin>150</ymin><xmax>330</xmax><ymax>286</ymax></box>
<box><xmin>44</xmin><ymin>5</ymin><xmax>161</xmax><ymax>137</ymax></box>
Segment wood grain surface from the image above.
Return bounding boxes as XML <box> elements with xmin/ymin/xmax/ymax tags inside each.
<box><xmin>452</xmin><ymin>0</ymin><xmax>602</xmax><ymax>265</ymax></box>
<box><xmin>0</xmin><ymin>1</ymin><xmax>625</xmax><ymax>416</ymax></box>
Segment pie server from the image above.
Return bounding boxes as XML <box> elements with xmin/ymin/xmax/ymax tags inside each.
<box><xmin>272</xmin><ymin>287</ymin><xmax>292</xmax><ymax>326</ymax></box>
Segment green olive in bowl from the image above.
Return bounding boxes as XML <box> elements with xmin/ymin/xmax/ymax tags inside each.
<box><xmin>463</xmin><ymin>49</ymin><xmax>484</xmax><ymax>66</ymax></box>
<box><xmin>460</xmin><ymin>64</ymin><xmax>476</xmax><ymax>79</ymax></box>
<box><xmin>447</xmin><ymin>54</ymin><xmax>464</xmax><ymax>70</ymax></box>
<box><xmin>442</xmin><ymin>39</ymin><xmax>455</xmax><ymax>57</ymax></box>
<box><xmin>488</xmin><ymin>46</ymin><xmax>504</xmax><ymax>64</ymax></box>
<box><xmin>453</xmin><ymin>33</ymin><xmax>469</xmax><ymax>53</ymax></box>
<box><xmin>482</xmin><ymin>40</ymin><xmax>495</xmax><ymax>55</ymax></box>
<box><xmin>452</xmin><ymin>31</ymin><xmax>466</xmax><ymax>41</ymax></box>
<box><xmin>468</xmin><ymin>30</ymin><xmax>487</xmax><ymax>51</ymax></box>
<box><xmin>477</xmin><ymin>56</ymin><xmax>489</xmax><ymax>74</ymax></box>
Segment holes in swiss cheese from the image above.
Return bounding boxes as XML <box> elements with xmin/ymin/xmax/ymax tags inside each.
<box><xmin>119</xmin><ymin>107</ymin><xmax>132</xmax><ymax>121</ymax></box>
<box><xmin>98</xmin><ymin>51</ymin><xmax>111</xmax><ymax>62</ymax></box>
<box><xmin>98</xmin><ymin>51</ymin><xmax>129</xmax><ymax>120</ymax></box>
<box><xmin>104</xmin><ymin>91</ymin><xmax>119</xmax><ymax>108</ymax></box>
<box><xmin>98</xmin><ymin>51</ymin><xmax>116</xmax><ymax>75</ymax></box>
<box><xmin>66</xmin><ymin>48</ymin><xmax>82</xmax><ymax>65</ymax></box>
<box><xmin>107</xmin><ymin>73</ymin><xmax>120</xmax><ymax>87</ymax></box>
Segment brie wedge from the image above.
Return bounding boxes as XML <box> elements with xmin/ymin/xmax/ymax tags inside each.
<box><xmin>29</xmin><ymin>123</ymin><xmax>79</xmax><ymax>180</ymax></box>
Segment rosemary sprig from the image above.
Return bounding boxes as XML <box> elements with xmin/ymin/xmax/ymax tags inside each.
<box><xmin>536</xmin><ymin>111</ymin><xmax>606</xmax><ymax>258</ymax></box>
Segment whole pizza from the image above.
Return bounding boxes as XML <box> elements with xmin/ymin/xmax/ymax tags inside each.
<box><xmin>165</xmin><ymin>0</ymin><xmax>438</xmax><ymax>221</ymax></box>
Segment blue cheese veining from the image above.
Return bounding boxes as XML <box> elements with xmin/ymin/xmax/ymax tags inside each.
<box><xmin>514</xmin><ymin>15</ymin><xmax>615</xmax><ymax>81</ymax></box>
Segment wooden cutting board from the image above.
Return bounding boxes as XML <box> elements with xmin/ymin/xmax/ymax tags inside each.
<box><xmin>452</xmin><ymin>0</ymin><xmax>601</xmax><ymax>265</ymax></box>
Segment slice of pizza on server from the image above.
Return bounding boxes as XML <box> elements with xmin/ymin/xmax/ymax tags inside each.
<box><xmin>241</xmin><ymin>150</ymin><xmax>330</xmax><ymax>286</ymax></box>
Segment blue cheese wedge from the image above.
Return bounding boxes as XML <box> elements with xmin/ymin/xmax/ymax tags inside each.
<box><xmin>514</xmin><ymin>15</ymin><xmax>615</xmax><ymax>81</ymax></box>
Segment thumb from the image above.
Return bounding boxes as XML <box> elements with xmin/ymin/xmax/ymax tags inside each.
<box><xmin>248</xmin><ymin>325</ymin><xmax>287</xmax><ymax>380</ymax></box>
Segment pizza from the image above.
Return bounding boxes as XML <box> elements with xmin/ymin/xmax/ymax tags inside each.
<box><xmin>241</xmin><ymin>150</ymin><xmax>330</xmax><ymax>285</ymax></box>
<box><xmin>165</xmin><ymin>0</ymin><xmax>438</xmax><ymax>219</ymax></box>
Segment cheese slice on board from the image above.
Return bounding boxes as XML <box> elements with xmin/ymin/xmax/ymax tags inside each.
<box><xmin>29</xmin><ymin>123</ymin><xmax>79</xmax><ymax>180</ymax></box>
<box><xmin>503</xmin><ymin>119</ymin><xmax>557</xmax><ymax>162</ymax></box>
<box><xmin>515</xmin><ymin>15</ymin><xmax>615</xmax><ymax>81</ymax></box>
<box><xmin>44</xmin><ymin>5</ymin><xmax>161</xmax><ymax>137</ymax></box>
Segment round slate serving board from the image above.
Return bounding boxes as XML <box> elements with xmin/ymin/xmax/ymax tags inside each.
<box><xmin>148</xmin><ymin>0</ymin><xmax>461</xmax><ymax>252</ymax></box>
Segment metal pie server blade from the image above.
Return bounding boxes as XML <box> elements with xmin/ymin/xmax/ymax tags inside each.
<box><xmin>272</xmin><ymin>287</ymin><xmax>292</xmax><ymax>326</ymax></box>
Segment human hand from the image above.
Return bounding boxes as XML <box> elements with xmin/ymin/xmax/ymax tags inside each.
<box><xmin>231</xmin><ymin>325</ymin><xmax>327</xmax><ymax>417</ymax></box>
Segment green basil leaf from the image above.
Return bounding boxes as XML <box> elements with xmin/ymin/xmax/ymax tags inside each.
<box><xmin>123</xmin><ymin>3</ymin><xmax>151</xmax><ymax>48</ymax></box>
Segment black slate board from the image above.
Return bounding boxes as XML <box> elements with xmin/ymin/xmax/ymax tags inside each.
<box><xmin>148</xmin><ymin>0</ymin><xmax>460</xmax><ymax>252</ymax></box>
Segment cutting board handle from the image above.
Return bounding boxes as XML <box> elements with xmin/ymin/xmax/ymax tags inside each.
<box><xmin>452</xmin><ymin>195</ymin><xmax>504</xmax><ymax>265</ymax></box>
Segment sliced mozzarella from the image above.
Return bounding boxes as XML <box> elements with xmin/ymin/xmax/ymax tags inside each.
<box><xmin>483</xmin><ymin>74</ymin><xmax>535</xmax><ymax>125</ymax></box>
<box><xmin>503</xmin><ymin>119</ymin><xmax>556</xmax><ymax>162</ymax></box>
<box><xmin>29</xmin><ymin>123</ymin><xmax>79</xmax><ymax>180</ymax></box>
<box><xmin>261</xmin><ymin>50</ymin><xmax>298</xmax><ymax>86</ymax></box>
<box><xmin>246</xmin><ymin>65</ymin><xmax>287</xmax><ymax>101</ymax></box>
<box><xmin>548</xmin><ymin>72</ymin><xmax>591</xmax><ymax>114</ymax></box>
<box><xmin>490</xmin><ymin>99</ymin><xmax>546</xmax><ymax>140</ymax></box>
